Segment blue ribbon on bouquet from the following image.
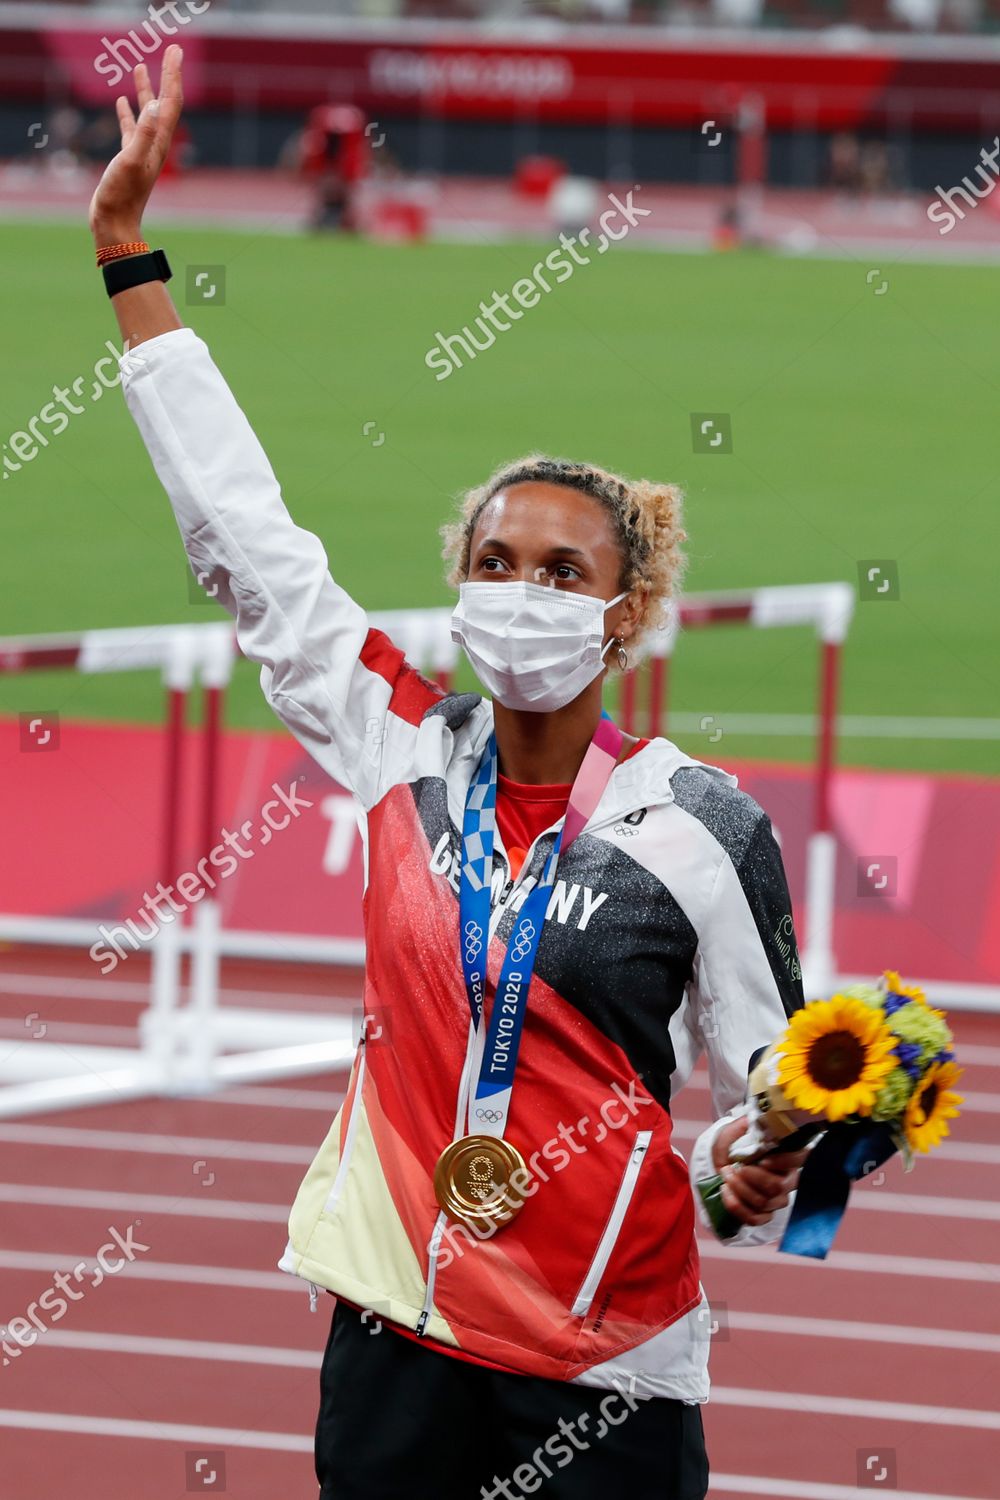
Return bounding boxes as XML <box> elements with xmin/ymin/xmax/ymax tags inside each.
<box><xmin>778</xmin><ymin>1118</ymin><xmax>899</xmax><ymax>1260</ymax></box>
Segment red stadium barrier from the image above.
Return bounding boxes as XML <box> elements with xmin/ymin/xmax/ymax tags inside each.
<box><xmin>2</xmin><ymin>16</ymin><xmax>998</xmax><ymax>131</ymax></box>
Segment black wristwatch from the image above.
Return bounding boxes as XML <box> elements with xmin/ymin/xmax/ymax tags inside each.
<box><xmin>102</xmin><ymin>248</ymin><xmax>172</xmax><ymax>299</ymax></box>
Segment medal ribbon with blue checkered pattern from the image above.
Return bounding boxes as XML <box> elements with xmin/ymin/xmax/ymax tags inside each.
<box><xmin>459</xmin><ymin>718</ymin><xmax>623</xmax><ymax>1141</ymax></box>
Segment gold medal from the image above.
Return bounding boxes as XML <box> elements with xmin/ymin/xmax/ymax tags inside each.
<box><xmin>433</xmin><ymin>1134</ymin><xmax>531</xmax><ymax>1229</ymax></box>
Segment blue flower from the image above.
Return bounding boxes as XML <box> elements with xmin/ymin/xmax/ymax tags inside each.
<box><xmin>883</xmin><ymin>993</ymin><xmax>911</xmax><ymax>1017</ymax></box>
<box><xmin>934</xmin><ymin>1048</ymin><xmax>954</xmax><ymax>1064</ymax></box>
<box><xmin>893</xmin><ymin>1041</ymin><xmax>923</xmax><ymax>1079</ymax></box>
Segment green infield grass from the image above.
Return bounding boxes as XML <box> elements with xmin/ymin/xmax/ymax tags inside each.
<box><xmin>1</xmin><ymin>220</ymin><xmax>995</xmax><ymax>774</ymax></box>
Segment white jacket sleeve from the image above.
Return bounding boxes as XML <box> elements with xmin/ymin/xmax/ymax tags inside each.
<box><xmin>685</xmin><ymin>811</ymin><xmax>805</xmax><ymax>1248</ymax></box>
<box><xmin>119</xmin><ymin>326</ymin><xmax>447</xmax><ymax>810</ymax></box>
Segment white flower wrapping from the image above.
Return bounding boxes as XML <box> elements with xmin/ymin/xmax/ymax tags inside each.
<box><xmin>727</xmin><ymin>1042</ymin><xmax>825</xmax><ymax>1162</ymax></box>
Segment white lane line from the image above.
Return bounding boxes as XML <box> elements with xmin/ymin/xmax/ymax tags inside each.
<box><xmin>953</xmin><ymin>1093</ymin><xmax>1000</xmax><ymax>1116</ymax></box>
<box><xmin>7</xmin><ymin>1328</ymin><xmax>320</xmax><ymax>1367</ymax></box>
<box><xmin>713</xmin><ymin>1387</ymin><xmax>1000</xmax><ymax>1431</ymax></box>
<box><xmin>698</xmin><ymin>1239</ymin><xmax>1000</xmax><ymax>1283</ymax></box>
<box><xmin>8</xmin><ymin>1116</ymin><xmax>999</xmax><ymax>1168</ymax></box>
<box><xmin>680</xmin><ymin>1122</ymin><xmax>1000</xmax><ymax>1164</ymax></box>
<box><xmin>3</xmin><ymin>1250</ymin><xmax>996</xmax><ymax>1350</ymax></box>
<box><xmin>0</xmin><ymin>1409</ymin><xmax>310</xmax><ymax>1452</ymax></box>
<box><xmin>3</xmin><ymin>1278</ymin><xmax>990</xmax><ymax>1360</ymax></box>
<box><xmin>5</xmin><ymin>1098</ymin><xmax>995</xmax><ymax>1176</ymax></box>
<box><xmin>673</xmin><ymin>1119</ymin><xmax>999</xmax><ymax>1167</ymax></box>
<box><xmin>0</xmin><ymin>974</ymin><xmax>360</xmax><ymax>1007</ymax></box>
<box><xmin>0</xmin><ymin>1250</ymin><xmax>296</xmax><ymax>1292</ymax></box>
<box><xmin>0</xmin><ymin>976</ymin><xmax>152</xmax><ymax>1004</ymax></box>
<box><xmin>710</xmin><ymin>1477</ymin><xmax>988</xmax><ymax>1500</ymax></box>
<box><xmin>0</xmin><ymin>1185</ymin><xmax>287</xmax><ymax>1222</ymax></box>
<box><xmin>218</xmin><ymin>1080</ymin><xmax>1000</xmax><ymax>1128</ymax></box>
<box><xmin>1</xmin><ymin>1237</ymin><xmax>997</xmax><ymax>1300</ymax></box>
<box><xmin>213</xmin><ymin>1078</ymin><xmax>1000</xmax><ymax>1142</ymax></box>
<box><xmin>880</xmin><ymin>1138</ymin><xmax>1000</xmax><ymax>1165</ymax></box>
<box><xmin>728</xmin><ymin>1311</ymin><xmax>1000</xmax><ymax>1354</ymax></box>
<box><xmin>0</xmin><ymin>1125</ymin><xmax>313</xmax><ymax>1165</ymax></box>
<box><xmin>945</xmin><ymin>1043</ymin><xmax>1000</xmax><ymax>1066</ymax></box>
<box><xmin>846</xmin><ymin>1191</ymin><xmax>1000</xmax><ymax>1221</ymax></box>
<box><xmin>3</xmin><ymin>1177</ymin><xmax>998</xmax><ymax>1227</ymax></box>
<box><xmin>678</xmin><ymin>1070</ymin><xmax>1000</xmax><ymax>1121</ymax></box>
<box><xmin>212</xmin><ymin>1086</ymin><xmax>343</xmax><ymax>1110</ymax></box>
<box><xmin>208</xmin><ymin>1078</ymin><xmax>1000</xmax><ymax>1137</ymax></box>
<box><xmin>941</xmin><ymin>1098</ymin><xmax>1000</xmax><ymax>1122</ymax></box>
<box><xmin>2</xmin><ymin>1391</ymin><xmax>995</xmax><ymax>1458</ymax></box>
<box><xmin>0</xmin><ymin>1024</ymin><xmax>137</xmax><ymax>1045</ymax></box>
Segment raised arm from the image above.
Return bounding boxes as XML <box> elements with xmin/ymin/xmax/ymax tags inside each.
<box><xmin>88</xmin><ymin>49</ymin><xmax>184</xmax><ymax>351</ymax></box>
<box><xmin>90</xmin><ymin>47</ymin><xmax>447</xmax><ymax>808</ymax></box>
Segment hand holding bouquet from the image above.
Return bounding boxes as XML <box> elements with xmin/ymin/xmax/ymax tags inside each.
<box><xmin>697</xmin><ymin>971</ymin><xmax>963</xmax><ymax>1257</ymax></box>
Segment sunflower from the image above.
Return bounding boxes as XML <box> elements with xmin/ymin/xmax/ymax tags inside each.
<box><xmin>902</xmin><ymin>1059</ymin><xmax>964</xmax><ymax>1152</ymax></box>
<box><xmin>777</xmin><ymin>996</ymin><xmax>898</xmax><ymax>1122</ymax></box>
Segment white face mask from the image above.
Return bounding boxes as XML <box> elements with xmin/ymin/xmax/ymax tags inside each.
<box><xmin>450</xmin><ymin>579</ymin><xmax>629</xmax><ymax>713</ymax></box>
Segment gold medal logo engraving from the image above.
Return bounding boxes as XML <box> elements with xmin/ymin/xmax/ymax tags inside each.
<box><xmin>433</xmin><ymin>1135</ymin><xmax>530</xmax><ymax>1229</ymax></box>
<box><xmin>467</xmin><ymin>1154</ymin><xmax>494</xmax><ymax>1201</ymax></box>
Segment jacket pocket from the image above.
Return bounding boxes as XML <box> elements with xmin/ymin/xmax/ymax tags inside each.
<box><xmin>572</xmin><ymin>1129</ymin><xmax>652</xmax><ymax>1318</ymax></box>
<box><xmin>321</xmin><ymin>1045</ymin><xmax>366</xmax><ymax>1215</ymax></box>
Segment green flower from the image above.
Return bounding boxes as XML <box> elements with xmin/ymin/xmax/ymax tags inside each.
<box><xmin>842</xmin><ymin>982</ymin><xmax>884</xmax><ymax>1010</ymax></box>
<box><xmin>887</xmin><ymin>1001</ymin><xmax>952</xmax><ymax>1067</ymax></box>
<box><xmin>871</xmin><ymin>1065</ymin><xmax>915</xmax><ymax>1122</ymax></box>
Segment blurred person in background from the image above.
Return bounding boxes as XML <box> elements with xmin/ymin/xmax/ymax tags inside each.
<box><xmin>298</xmin><ymin>104</ymin><xmax>370</xmax><ymax>232</ymax></box>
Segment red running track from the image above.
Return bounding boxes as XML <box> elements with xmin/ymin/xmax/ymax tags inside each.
<box><xmin>0</xmin><ymin>946</ymin><xmax>997</xmax><ymax>1500</ymax></box>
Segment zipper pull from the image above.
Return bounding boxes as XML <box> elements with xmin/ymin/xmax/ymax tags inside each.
<box><xmin>415</xmin><ymin>1309</ymin><xmax>429</xmax><ymax>1337</ymax></box>
<box><xmin>308</xmin><ymin>1281</ymin><xmax>318</xmax><ymax>1313</ymax></box>
<box><xmin>498</xmin><ymin>878</ymin><xmax>514</xmax><ymax>906</ymax></box>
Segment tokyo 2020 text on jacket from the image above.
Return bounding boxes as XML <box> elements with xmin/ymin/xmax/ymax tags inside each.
<box><xmin>119</xmin><ymin>326</ymin><xmax>805</xmax><ymax>1405</ymax></box>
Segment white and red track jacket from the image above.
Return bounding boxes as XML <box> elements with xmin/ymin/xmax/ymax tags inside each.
<box><xmin>120</xmin><ymin>327</ymin><xmax>805</xmax><ymax>1403</ymax></box>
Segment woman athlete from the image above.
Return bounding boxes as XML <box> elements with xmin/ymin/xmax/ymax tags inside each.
<box><xmin>90</xmin><ymin>47</ymin><xmax>808</xmax><ymax>1500</ymax></box>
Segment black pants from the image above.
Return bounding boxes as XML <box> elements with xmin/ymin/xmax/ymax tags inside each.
<box><xmin>316</xmin><ymin>1299</ymin><xmax>709</xmax><ymax>1500</ymax></box>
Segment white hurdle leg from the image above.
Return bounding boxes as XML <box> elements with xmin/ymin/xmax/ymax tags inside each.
<box><xmin>145</xmin><ymin>917</ymin><xmax>184</xmax><ymax>1088</ymax></box>
<box><xmin>801</xmin><ymin>829</ymin><xmax>837</xmax><ymax>999</ymax></box>
<box><xmin>176</xmin><ymin>629</ymin><xmax>234</xmax><ymax>1091</ymax></box>
<box><xmin>183</xmin><ymin>895</ymin><xmax>222</xmax><ymax>1091</ymax></box>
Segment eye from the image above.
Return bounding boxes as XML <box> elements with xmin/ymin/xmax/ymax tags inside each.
<box><xmin>480</xmin><ymin>556</ymin><xmax>508</xmax><ymax>573</ymax></box>
<box><xmin>550</xmin><ymin>563</ymin><xmax>582</xmax><ymax>582</ymax></box>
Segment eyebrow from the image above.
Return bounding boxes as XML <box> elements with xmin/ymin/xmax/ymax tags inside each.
<box><xmin>475</xmin><ymin>538</ymin><xmax>588</xmax><ymax>559</ymax></box>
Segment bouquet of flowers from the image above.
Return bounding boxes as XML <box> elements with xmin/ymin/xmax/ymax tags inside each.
<box><xmin>696</xmin><ymin>970</ymin><xmax>963</xmax><ymax>1258</ymax></box>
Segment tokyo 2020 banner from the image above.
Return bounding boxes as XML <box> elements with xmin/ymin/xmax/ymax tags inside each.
<box><xmin>2</xmin><ymin>18</ymin><xmax>997</xmax><ymax>131</ymax></box>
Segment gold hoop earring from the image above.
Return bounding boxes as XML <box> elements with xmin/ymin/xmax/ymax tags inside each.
<box><xmin>616</xmin><ymin>640</ymin><xmax>629</xmax><ymax>671</ymax></box>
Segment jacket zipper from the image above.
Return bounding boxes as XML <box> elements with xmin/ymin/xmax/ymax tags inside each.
<box><xmin>572</xmin><ymin>1129</ymin><xmax>653</xmax><ymax>1319</ymax></box>
<box><xmin>417</xmin><ymin>808</ymin><xmax>638</xmax><ymax>1337</ymax></box>
<box><xmin>321</xmin><ymin>1045</ymin><xmax>366</xmax><ymax>1214</ymax></box>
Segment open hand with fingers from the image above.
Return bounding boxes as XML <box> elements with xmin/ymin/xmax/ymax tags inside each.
<box><xmin>89</xmin><ymin>44</ymin><xmax>185</xmax><ymax>248</ymax></box>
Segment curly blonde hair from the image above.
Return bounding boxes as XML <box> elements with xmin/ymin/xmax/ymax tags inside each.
<box><xmin>439</xmin><ymin>454</ymin><xmax>687</xmax><ymax>664</ymax></box>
